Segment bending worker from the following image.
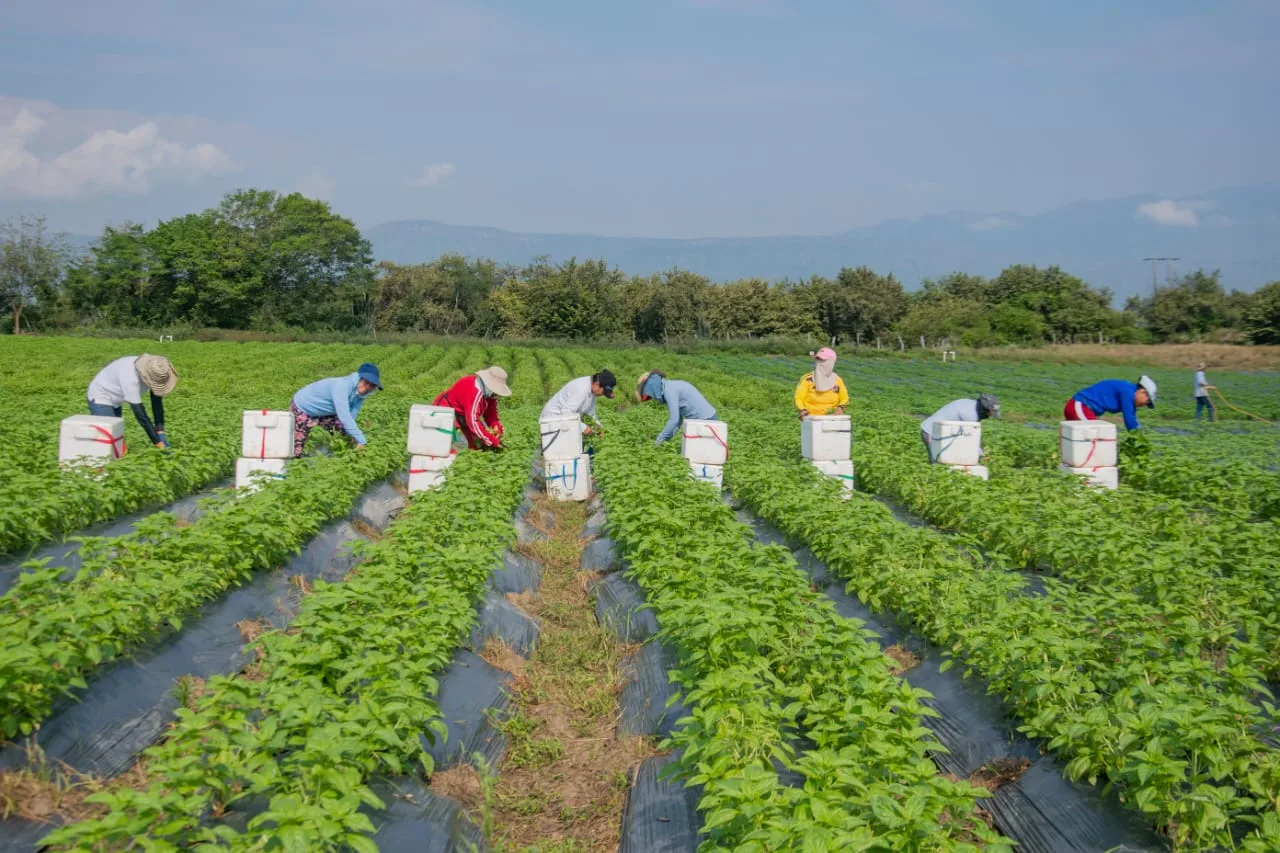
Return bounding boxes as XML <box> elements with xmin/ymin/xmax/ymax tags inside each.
<box><xmin>1065</xmin><ymin>376</ymin><xmax>1157</xmax><ymax>431</ymax></box>
<box><xmin>435</xmin><ymin>366</ymin><xmax>511</xmax><ymax>450</ymax></box>
<box><xmin>290</xmin><ymin>362</ymin><xmax>382</xmax><ymax>456</ymax></box>
<box><xmin>87</xmin><ymin>353</ymin><xmax>178</xmax><ymax>450</ymax></box>
<box><xmin>795</xmin><ymin>347</ymin><xmax>849</xmax><ymax>418</ymax></box>
<box><xmin>541</xmin><ymin>369</ymin><xmax>616</xmax><ymax>436</ymax></box>
<box><xmin>920</xmin><ymin>394</ymin><xmax>1000</xmax><ymax>459</ymax></box>
<box><xmin>635</xmin><ymin>370</ymin><xmax>717</xmax><ymax>447</ymax></box>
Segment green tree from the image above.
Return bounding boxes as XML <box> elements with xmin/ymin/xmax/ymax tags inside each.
<box><xmin>1134</xmin><ymin>269</ymin><xmax>1228</xmax><ymax>340</ymax></box>
<box><xmin>0</xmin><ymin>215</ymin><xmax>71</xmax><ymax>334</ymax></box>
<box><xmin>1247</xmin><ymin>280</ymin><xmax>1280</xmax><ymax>345</ymax></box>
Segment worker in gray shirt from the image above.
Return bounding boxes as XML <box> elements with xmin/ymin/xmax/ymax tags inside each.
<box><xmin>635</xmin><ymin>370</ymin><xmax>717</xmax><ymax>447</ymax></box>
<box><xmin>920</xmin><ymin>394</ymin><xmax>999</xmax><ymax>460</ymax></box>
<box><xmin>1193</xmin><ymin>362</ymin><xmax>1216</xmax><ymax>422</ymax></box>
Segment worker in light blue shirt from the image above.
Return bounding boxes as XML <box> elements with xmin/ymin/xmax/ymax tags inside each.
<box><xmin>635</xmin><ymin>370</ymin><xmax>717</xmax><ymax>447</ymax></box>
<box><xmin>1064</xmin><ymin>376</ymin><xmax>1156</xmax><ymax>431</ymax></box>
<box><xmin>920</xmin><ymin>394</ymin><xmax>999</xmax><ymax>459</ymax></box>
<box><xmin>290</xmin><ymin>363</ymin><xmax>382</xmax><ymax>456</ymax></box>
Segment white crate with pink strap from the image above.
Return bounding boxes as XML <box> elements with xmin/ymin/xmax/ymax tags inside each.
<box><xmin>241</xmin><ymin>410</ymin><xmax>293</xmax><ymax>460</ymax></box>
<box><xmin>681</xmin><ymin>420</ymin><xmax>729</xmax><ymax>466</ymax></box>
<box><xmin>59</xmin><ymin>415</ymin><xmax>127</xmax><ymax>465</ymax></box>
<box><xmin>1059</xmin><ymin>420</ymin><xmax>1118</xmax><ymax>468</ymax></box>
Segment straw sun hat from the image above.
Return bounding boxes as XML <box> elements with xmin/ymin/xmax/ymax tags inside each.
<box><xmin>135</xmin><ymin>353</ymin><xmax>178</xmax><ymax>396</ymax></box>
<box><xmin>475</xmin><ymin>366</ymin><xmax>512</xmax><ymax>397</ymax></box>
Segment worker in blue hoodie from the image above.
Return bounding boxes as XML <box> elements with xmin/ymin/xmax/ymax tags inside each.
<box><xmin>1064</xmin><ymin>375</ymin><xmax>1157</xmax><ymax>431</ymax></box>
<box><xmin>635</xmin><ymin>370</ymin><xmax>717</xmax><ymax>447</ymax></box>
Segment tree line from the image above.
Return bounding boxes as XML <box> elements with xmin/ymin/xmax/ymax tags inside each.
<box><xmin>4</xmin><ymin>188</ymin><xmax>1279</xmax><ymax>346</ymax></box>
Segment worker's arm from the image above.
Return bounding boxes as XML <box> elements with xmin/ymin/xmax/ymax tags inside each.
<box><xmin>656</xmin><ymin>393</ymin><xmax>682</xmax><ymax>446</ymax></box>
<box><xmin>149</xmin><ymin>393</ymin><xmax>168</xmax><ymax>446</ymax></box>
<box><xmin>794</xmin><ymin>377</ymin><xmax>809</xmax><ymax>413</ymax></box>
<box><xmin>835</xmin><ymin>377</ymin><xmax>849</xmax><ymax>411</ymax></box>
<box><xmin>469</xmin><ymin>393</ymin><xmax>502</xmax><ymax>447</ymax></box>
<box><xmin>333</xmin><ymin>386</ymin><xmax>368</xmax><ymax>445</ymax></box>
<box><xmin>128</xmin><ymin>402</ymin><xmax>165</xmax><ymax>446</ymax></box>
<box><xmin>1121</xmin><ymin>394</ymin><xmax>1140</xmax><ymax>431</ymax></box>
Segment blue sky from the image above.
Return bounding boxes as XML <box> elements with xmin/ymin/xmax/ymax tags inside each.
<box><xmin>0</xmin><ymin>0</ymin><xmax>1277</xmax><ymax>238</ymax></box>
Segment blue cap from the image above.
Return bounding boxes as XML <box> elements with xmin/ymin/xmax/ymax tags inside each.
<box><xmin>358</xmin><ymin>362</ymin><xmax>382</xmax><ymax>390</ymax></box>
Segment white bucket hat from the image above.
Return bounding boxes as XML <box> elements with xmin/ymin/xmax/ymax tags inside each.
<box><xmin>475</xmin><ymin>366</ymin><xmax>511</xmax><ymax>398</ymax></box>
<box><xmin>135</xmin><ymin>353</ymin><xmax>178</xmax><ymax>396</ymax></box>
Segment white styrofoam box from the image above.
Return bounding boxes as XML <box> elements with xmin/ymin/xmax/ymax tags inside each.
<box><xmin>689</xmin><ymin>461</ymin><xmax>724</xmax><ymax>490</ymax></box>
<box><xmin>812</xmin><ymin>459</ymin><xmax>855</xmax><ymax>497</ymax></box>
<box><xmin>546</xmin><ymin>454</ymin><xmax>592</xmax><ymax>502</ymax></box>
<box><xmin>59</xmin><ymin>415</ymin><xmax>127</xmax><ymax>464</ymax></box>
<box><xmin>409</xmin><ymin>452</ymin><xmax>456</xmax><ymax>473</ymax></box>
<box><xmin>408</xmin><ymin>470</ymin><xmax>446</xmax><ymax>494</ymax></box>
<box><xmin>801</xmin><ymin>415</ymin><xmax>852</xmax><ymax>462</ymax></box>
<box><xmin>407</xmin><ymin>404</ymin><xmax>458</xmax><ymax>456</ymax></box>
<box><xmin>539</xmin><ymin>416</ymin><xmax>583</xmax><ymax>460</ymax></box>
<box><xmin>235</xmin><ymin>457</ymin><xmax>287</xmax><ymax>493</ymax></box>
<box><xmin>241</xmin><ymin>410</ymin><xmax>293</xmax><ymax>459</ymax></box>
<box><xmin>681</xmin><ymin>419</ymin><xmax>729</xmax><ymax>466</ymax></box>
<box><xmin>929</xmin><ymin>420</ymin><xmax>982</xmax><ymax>466</ymax></box>
<box><xmin>1060</xmin><ymin>463</ymin><xmax>1119</xmax><ymax>490</ymax></box>
<box><xmin>1059</xmin><ymin>420</ymin><xmax>1118</xmax><ymax>468</ymax></box>
<box><xmin>948</xmin><ymin>463</ymin><xmax>990</xmax><ymax>481</ymax></box>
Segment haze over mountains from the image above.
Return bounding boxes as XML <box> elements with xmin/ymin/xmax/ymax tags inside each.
<box><xmin>368</xmin><ymin>184</ymin><xmax>1280</xmax><ymax>303</ymax></box>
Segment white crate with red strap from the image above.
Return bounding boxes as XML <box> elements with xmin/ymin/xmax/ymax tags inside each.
<box><xmin>242</xmin><ymin>410</ymin><xmax>293</xmax><ymax>460</ymax></box>
<box><xmin>408</xmin><ymin>450</ymin><xmax>457</xmax><ymax>494</ymax></box>
<box><xmin>1060</xmin><ymin>463</ymin><xmax>1118</xmax><ymax>490</ymax></box>
<box><xmin>947</xmin><ymin>463</ymin><xmax>989</xmax><ymax>481</ymax></box>
<box><xmin>59</xmin><ymin>415</ymin><xmax>127</xmax><ymax>466</ymax></box>
<box><xmin>682</xmin><ymin>420</ymin><xmax>729</xmax><ymax>466</ymax></box>
<box><xmin>802</xmin><ymin>415</ymin><xmax>852</xmax><ymax>462</ymax></box>
<box><xmin>1059</xmin><ymin>420</ymin><xmax>1118</xmax><ymax>468</ymax></box>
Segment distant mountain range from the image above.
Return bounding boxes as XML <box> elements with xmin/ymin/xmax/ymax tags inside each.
<box><xmin>368</xmin><ymin>184</ymin><xmax>1280</xmax><ymax>302</ymax></box>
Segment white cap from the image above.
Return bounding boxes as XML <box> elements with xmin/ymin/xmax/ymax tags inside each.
<box><xmin>1138</xmin><ymin>375</ymin><xmax>1157</xmax><ymax>408</ymax></box>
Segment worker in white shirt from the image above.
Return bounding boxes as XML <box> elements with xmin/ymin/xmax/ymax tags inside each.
<box><xmin>87</xmin><ymin>353</ymin><xmax>178</xmax><ymax>449</ymax></box>
<box><xmin>540</xmin><ymin>370</ymin><xmax>616</xmax><ymax>437</ymax></box>
<box><xmin>920</xmin><ymin>394</ymin><xmax>999</xmax><ymax>460</ymax></box>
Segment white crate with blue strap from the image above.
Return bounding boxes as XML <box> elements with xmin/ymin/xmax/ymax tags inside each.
<box><xmin>547</xmin><ymin>454</ymin><xmax>592</xmax><ymax>501</ymax></box>
<box><xmin>928</xmin><ymin>420</ymin><xmax>982</xmax><ymax>466</ymax></box>
<box><xmin>811</xmin><ymin>458</ymin><xmax>854</xmax><ymax>497</ymax></box>
<box><xmin>689</xmin><ymin>461</ymin><xmax>724</xmax><ymax>490</ymax></box>
<box><xmin>235</xmin><ymin>457</ymin><xmax>287</xmax><ymax>494</ymax></box>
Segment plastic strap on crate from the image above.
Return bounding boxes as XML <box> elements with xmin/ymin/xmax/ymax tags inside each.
<box><xmin>547</xmin><ymin>457</ymin><xmax>580</xmax><ymax>489</ymax></box>
<box><xmin>928</xmin><ymin>430</ymin><xmax>968</xmax><ymax>464</ymax></box>
<box><xmin>1061</xmin><ymin>435</ymin><xmax>1116</xmax><ymax>467</ymax></box>
<box><xmin>91</xmin><ymin>424</ymin><xmax>127</xmax><ymax>459</ymax></box>
<box><xmin>409</xmin><ymin>449</ymin><xmax>457</xmax><ymax>474</ymax></box>
<box><xmin>683</xmin><ymin>424</ymin><xmax>729</xmax><ymax>459</ymax></box>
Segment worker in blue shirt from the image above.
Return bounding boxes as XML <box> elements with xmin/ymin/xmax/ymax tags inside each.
<box><xmin>291</xmin><ymin>363</ymin><xmax>382</xmax><ymax>456</ymax></box>
<box><xmin>1064</xmin><ymin>376</ymin><xmax>1157</xmax><ymax>431</ymax></box>
<box><xmin>635</xmin><ymin>370</ymin><xmax>717</xmax><ymax>447</ymax></box>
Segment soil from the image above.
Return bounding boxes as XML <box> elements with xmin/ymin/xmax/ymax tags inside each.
<box><xmin>883</xmin><ymin>643</ymin><xmax>921</xmax><ymax>675</ymax></box>
<box><xmin>968</xmin><ymin>757</ymin><xmax>1032</xmax><ymax>793</ymax></box>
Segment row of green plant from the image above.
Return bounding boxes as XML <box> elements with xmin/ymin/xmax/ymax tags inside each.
<box><xmin>593</xmin><ymin>408</ymin><xmax>1014</xmax><ymax>850</ymax></box>
<box><xmin>838</xmin><ymin>409</ymin><xmax>1280</xmax><ymax>681</ymax></box>
<box><xmin>0</xmin><ymin>406</ymin><xmax>409</xmax><ymax>739</ymax></box>
<box><xmin>724</xmin><ymin>412</ymin><xmax>1280</xmax><ymax>849</ymax></box>
<box><xmin>40</xmin><ymin>411</ymin><xmax>534</xmax><ymax>851</ymax></box>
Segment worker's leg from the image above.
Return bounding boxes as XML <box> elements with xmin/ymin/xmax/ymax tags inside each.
<box><xmin>88</xmin><ymin>400</ymin><xmax>122</xmax><ymax>418</ymax></box>
<box><xmin>1064</xmin><ymin>400</ymin><xmax>1097</xmax><ymax>421</ymax></box>
<box><xmin>1195</xmin><ymin>396</ymin><xmax>1206</xmax><ymax>421</ymax></box>
<box><xmin>1206</xmin><ymin>397</ymin><xmax>1216</xmax><ymax>423</ymax></box>
<box><xmin>291</xmin><ymin>403</ymin><xmax>315</xmax><ymax>457</ymax></box>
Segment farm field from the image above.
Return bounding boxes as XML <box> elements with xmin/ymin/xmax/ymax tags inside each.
<box><xmin>0</xmin><ymin>335</ymin><xmax>1277</xmax><ymax>852</ymax></box>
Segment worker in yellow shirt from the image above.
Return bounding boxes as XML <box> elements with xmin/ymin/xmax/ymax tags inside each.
<box><xmin>794</xmin><ymin>347</ymin><xmax>849</xmax><ymax>418</ymax></box>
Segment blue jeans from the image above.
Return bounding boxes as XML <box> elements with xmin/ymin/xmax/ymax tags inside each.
<box><xmin>88</xmin><ymin>399</ymin><xmax>122</xmax><ymax>418</ymax></box>
<box><xmin>1195</xmin><ymin>396</ymin><xmax>1215</xmax><ymax>422</ymax></box>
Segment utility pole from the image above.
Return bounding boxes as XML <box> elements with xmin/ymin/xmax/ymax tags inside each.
<box><xmin>1142</xmin><ymin>257</ymin><xmax>1180</xmax><ymax>298</ymax></box>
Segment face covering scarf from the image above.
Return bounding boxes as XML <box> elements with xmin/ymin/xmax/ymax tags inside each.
<box><xmin>812</xmin><ymin>357</ymin><xmax>837</xmax><ymax>393</ymax></box>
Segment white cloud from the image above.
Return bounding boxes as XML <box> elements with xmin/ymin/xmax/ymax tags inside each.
<box><xmin>0</xmin><ymin>103</ymin><xmax>235</xmax><ymax>199</ymax></box>
<box><xmin>1136</xmin><ymin>199</ymin><xmax>1202</xmax><ymax>227</ymax></box>
<box><xmin>295</xmin><ymin>171</ymin><xmax>336</xmax><ymax>201</ymax></box>
<box><xmin>411</xmin><ymin>162</ymin><xmax>455</xmax><ymax>188</ymax></box>
<box><xmin>968</xmin><ymin>215</ymin><xmax>1019</xmax><ymax>232</ymax></box>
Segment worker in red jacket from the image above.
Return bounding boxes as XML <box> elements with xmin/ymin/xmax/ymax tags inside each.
<box><xmin>434</xmin><ymin>366</ymin><xmax>511</xmax><ymax>450</ymax></box>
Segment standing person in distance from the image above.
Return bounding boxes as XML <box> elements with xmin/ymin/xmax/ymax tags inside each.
<box><xmin>290</xmin><ymin>362</ymin><xmax>382</xmax><ymax>457</ymax></box>
<box><xmin>1193</xmin><ymin>362</ymin><xmax>1216</xmax><ymax>422</ymax></box>
<box><xmin>541</xmin><ymin>369</ymin><xmax>616</xmax><ymax>437</ymax></box>
<box><xmin>435</xmin><ymin>366</ymin><xmax>511</xmax><ymax>451</ymax></box>
<box><xmin>635</xmin><ymin>370</ymin><xmax>717</xmax><ymax>447</ymax></box>
<box><xmin>87</xmin><ymin>353</ymin><xmax>178</xmax><ymax>450</ymax></box>
<box><xmin>1064</xmin><ymin>376</ymin><xmax>1157</xmax><ymax>431</ymax></box>
<box><xmin>795</xmin><ymin>347</ymin><xmax>849</xmax><ymax>419</ymax></box>
<box><xmin>920</xmin><ymin>394</ymin><xmax>1000</xmax><ymax>460</ymax></box>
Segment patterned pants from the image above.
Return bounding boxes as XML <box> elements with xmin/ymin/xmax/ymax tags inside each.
<box><xmin>291</xmin><ymin>402</ymin><xmax>347</xmax><ymax>457</ymax></box>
